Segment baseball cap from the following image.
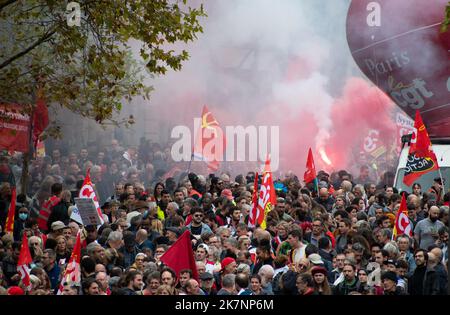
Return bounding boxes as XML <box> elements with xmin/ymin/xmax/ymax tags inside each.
<box><xmin>384</xmin><ymin>259</ymin><xmax>397</xmax><ymax>266</ymax></box>
<box><xmin>199</xmin><ymin>272</ymin><xmax>214</xmax><ymax>280</ymax></box>
<box><xmin>166</xmin><ymin>227</ymin><xmax>181</xmax><ymax>237</ymax></box>
<box><xmin>308</xmin><ymin>253</ymin><xmax>324</xmax><ymax>265</ymax></box>
<box><xmin>220</xmin><ymin>189</ymin><xmax>233</xmax><ymax>201</ymax></box>
<box><xmin>197</xmin><ymin>243</ymin><xmax>210</xmax><ymax>254</ymax></box>
<box><xmin>51</xmin><ymin>221</ymin><xmax>66</xmax><ymax>231</ymax></box>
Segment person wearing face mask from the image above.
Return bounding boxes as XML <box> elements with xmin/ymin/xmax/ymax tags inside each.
<box><xmin>13</xmin><ymin>207</ymin><xmax>30</xmax><ymax>241</ymax></box>
<box><xmin>414</xmin><ymin>206</ymin><xmax>445</xmax><ymax>250</ymax></box>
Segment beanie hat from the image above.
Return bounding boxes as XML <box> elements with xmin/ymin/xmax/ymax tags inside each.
<box><xmin>221</xmin><ymin>257</ymin><xmax>236</xmax><ymax>271</ymax></box>
<box><xmin>381</xmin><ymin>271</ymin><xmax>398</xmax><ymax>284</ymax></box>
<box><xmin>7</xmin><ymin>286</ymin><xmax>24</xmax><ymax>295</ymax></box>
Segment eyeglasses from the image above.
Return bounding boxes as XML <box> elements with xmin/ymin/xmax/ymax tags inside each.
<box><xmin>194</xmin><ymin>214</ymin><xmax>204</xmax><ymax>218</ymax></box>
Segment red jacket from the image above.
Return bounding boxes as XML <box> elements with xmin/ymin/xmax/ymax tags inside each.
<box><xmin>38</xmin><ymin>196</ymin><xmax>61</xmax><ymax>232</ymax></box>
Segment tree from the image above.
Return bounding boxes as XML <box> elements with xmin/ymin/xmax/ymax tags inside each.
<box><xmin>0</xmin><ymin>0</ymin><xmax>206</xmax><ymax>136</ymax></box>
<box><xmin>441</xmin><ymin>2</ymin><xmax>450</xmax><ymax>32</ymax></box>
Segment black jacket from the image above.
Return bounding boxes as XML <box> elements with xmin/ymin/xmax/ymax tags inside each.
<box><xmin>384</xmin><ymin>286</ymin><xmax>407</xmax><ymax>295</ymax></box>
<box><xmin>333</xmin><ymin>278</ymin><xmax>360</xmax><ymax>295</ymax></box>
<box><xmin>408</xmin><ymin>266</ymin><xmax>446</xmax><ymax>295</ymax></box>
<box><xmin>423</xmin><ymin>267</ymin><xmax>442</xmax><ymax>295</ymax></box>
<box><xmin>47</xmin><ymin>200</ymin><xmax>70</xmax><ymax>229</ymax></box>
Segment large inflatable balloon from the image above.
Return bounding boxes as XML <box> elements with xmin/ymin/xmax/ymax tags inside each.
<box><xmin>346</xmin><ymin>0</ymin><xmax>450</xmax><ymax>138</ymax></box>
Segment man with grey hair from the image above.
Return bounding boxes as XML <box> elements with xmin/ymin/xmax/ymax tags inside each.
<box><xmin>217</xmin><ymin>274</ymin><xmax>236</xmax><ymax>295</ymax></box>
<box><xmin>180</xmin><ymin>198</ymin><xmax>198</xmax><ymax>219</ymax></box>
<box><xmin>164</xmin><ymin>202</ymin><xmax>180</xmax><ymax>228</ymax></box>
<box><xmin>396</xmin><ymin>235</ymin><xmax>416</xmax><ymax>276</ymax></box>
<box><xmin>222</xmin><ymin>237</ymin><xmax>239</xmax><ymax>259</ymax></box>
<box><xmin>383</xmin><ymin>241</ymin><xmax>400</xmax><ymax>260</ymax></box>
<box><xmin>87</xmin><ymin>242</ymin><xmax>106</xmax><ymax>264</ymax></box>
<box><xmin>95</xmin><ymin>271</ymin><xmax>110</xmax><ymax>295</ymax></box>
<box><xmin>107</xmin><ymin>231</ymin><xmax>123</xmax><ymax>250</ymax></box>
<box><xmin>258</xmin><ymin>265</ymin><xmax>275</xmax><ymax>295</ymax></box>
<box><xmin>376</xmin><ymin>228</ymin><xmax>392</xmax><ymax>246</ymax></box>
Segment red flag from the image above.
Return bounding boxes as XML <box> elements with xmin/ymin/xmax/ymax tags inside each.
<box><xmin>0</xmin><ymin>103</ymin><xmax>30</xmax><ymax>153</ymax></box>
<box><xmin>403</xmin><ymin>110</ymin><xmax>439</xmax><ymax>186</ymax></box>
<box><xmin>162</xmin><ymin>165</ymin><xmax>182</xmax><ymax>180</ymax></box>
<box><xmin>304</xmin><ymin>148</ymin><xmax>317</xmax><ymax>184</ymax></box>
<box><xmin>257</xmin><ymin>155</ymin><xmax>277</xmax><ymax>229</ymax></box>
<box><xmin>57</xmin><ymin>232</ymin><xmax>82</xmax><ymax>295</ymax></box>
<box><xmin>160</xmin><ymin>230</ymin><xmax>199</xmax><ymax>281</ymax></box>
<box><xmin>32</xmin><ymin>87</ymin><xmax>49</xmax><ymax>149</ymax></box>
<box><xmin>392</xmin><ymin>194</ymin><xmax>413</xmax><ymax>239</ymax></box>
<box><xmin>17</xmin><ymin>233</ymin><xmax>32</xmax><ymax>291</ymax></box>
<box><xmin>248</xmin><ymin>172</ymin><xmax>259</xmax><ymax>228</ymax></box>
<box><xmin>5</xmin><ymin>186</ymin><xmax>16</xmax><ymax>234</ymax></box>
<box><xmin>192</xmin><ymin>106</ymin><xmax>225</xmax><ymax>171</ymax></box>
<box><xmin>79</xmin><ymin>168</ymin><xmax>104</xmax><ymax>225</ymax></box>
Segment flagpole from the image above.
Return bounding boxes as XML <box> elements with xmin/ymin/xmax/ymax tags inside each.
<box><xmin>186</xmin><ymin>152</ymin><xmax>193</xmax><ymax>174</ymax></box>
<box><xmin>438</xmin><ymin>167</ymin><xmax>445</xmax><ymax>202</ymax></box>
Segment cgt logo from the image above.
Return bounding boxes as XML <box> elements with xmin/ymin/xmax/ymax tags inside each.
<box><xmin>66</xmin><ymin>2</ymin><xmax>81</xmax><ymax>27</ymax></box>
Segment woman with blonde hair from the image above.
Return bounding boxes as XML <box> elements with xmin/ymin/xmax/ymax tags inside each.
<box><xmin>155</xmin><ymin>284</ymin><xmax>176</xmax><ymax>295</ymax></box>
<box><xmin>55</xmin><ymin>235</ymin><xmax>70</xmax><ymax>263</ymax></box>
<box><xmin>151</xmin><ymin>219</ymin><xmax>164</xmax><ymax>235</ymax></box>
<box><xmin>30</xmin><ymin>267</ymin><xmax>52</xmax><ymax>294</ymax></box>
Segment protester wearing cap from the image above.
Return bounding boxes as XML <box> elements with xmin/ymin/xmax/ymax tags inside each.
<box><xmin>47</xmin><ymin>221</ymin><xmax>66</xmax><ymax>240</ymax></box>
<box><xmin>195</xmin><ymin>243</ymin><xmax>215</xmax><ymax>274</ymax></box>
<box><xmin>384</xmin><ymin>259</ymin><xmax>397</xmax><ymax>273</ymax></box>
<box><xmin>199</xmin><ymin>272</ymin><xmax>217</xmax><ymax>296</ymax></box>
<box><xmin>311</xmin><ymin>266</ymin><xmax>332</xmax><ymax>295</ymax></box>
<box><xmin>165</xmin><ymin>227</ymin><xmax>181</xmax><ymax>244</ymax></box>
<box><xmin>308</xmin><ymin>253</ymin><xmax>325</xmax><ymax>267</ymax></box>
<box><xmin>221</xmin><ymin>257</ymin><xmax>237</xmax><ymax>274</ymax></box>
<box><xmin>220</xmin><ymin>189</ymin><xmax>234</xmax><ymax>203</ymax></box>
<box><xmin>381</xmin><ymin>271</ymin><xmax>405</xmax><ymax>295</ymax></box>
<box><xmin>126</xmin><ymin>201</ymin><xmax>147</xmax><ymax>225</ymax></box>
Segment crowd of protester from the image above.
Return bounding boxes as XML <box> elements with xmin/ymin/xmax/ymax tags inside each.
<box><xmin>0</xmin><ymin>138</ymin><xmax>448</xmax><ymax>295</ymax></box>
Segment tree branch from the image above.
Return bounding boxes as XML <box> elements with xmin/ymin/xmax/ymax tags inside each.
<box><xmin>0</xmin><ymin>0</ymin><xmax>18</xmax><ymax>12</ymax></box>
<box><xmin>0</xmin><ymin>26</ymin><xmax>57</xmax><ymax>70</ymax></box>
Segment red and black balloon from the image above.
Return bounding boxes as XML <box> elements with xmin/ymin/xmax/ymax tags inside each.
<box><xmin>346</xmin><ymin>0</ymin><xmax>450</xmax><ymax>137</ymax></box>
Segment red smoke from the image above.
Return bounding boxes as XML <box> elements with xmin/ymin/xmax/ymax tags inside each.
<box><xmin>323</xmin><ymin>78</ymin><xmax>396</xmax><ymax>172</ymax></box>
